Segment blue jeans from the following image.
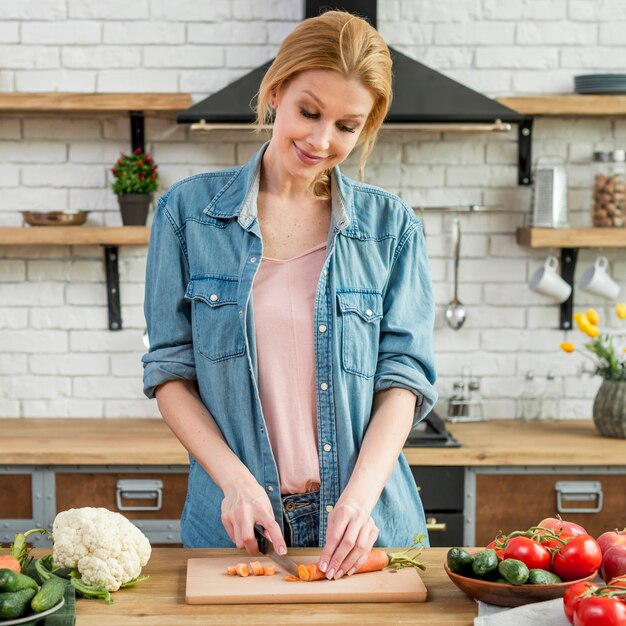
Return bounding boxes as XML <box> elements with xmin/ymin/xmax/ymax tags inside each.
<box><xmin>282</xmin><ymin>490</ymin><xmax>320</xmax><ymax>548</ymax></box>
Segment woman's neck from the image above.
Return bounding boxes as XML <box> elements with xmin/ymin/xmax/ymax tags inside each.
<box><xmin>260</xmin><ymin>143</ymin><xmax>315</xmax><ymax>201</ymax></box>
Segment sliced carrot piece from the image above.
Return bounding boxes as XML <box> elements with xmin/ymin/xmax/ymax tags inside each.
<box><xmin>227</xmin><ymin>566</ymin><xmax>237</xmax><ymax>576</ymax></box>
<box><xmin>297</xmin><ymin>564</ymin><xmax>310</xmax><ymax>581</ymax></box>
<box><xmin>249</xmin><ymin>560</ymin><xmax>264</xmax><ymax>576</ymax></box>
<box><xmin>306</xmin><ymin>563</ymin><xmax>326</xmax><ymax>581</ymax></box>
<box><xmin>263</xmin><ymin>565</ymin><xmax>276</xmax><ymax>576</ymax></box>
<box><xmin>284</xmin><ymin>575</ymin><xmax>299</xmax><ymax>582</ymax></box>
<box><xmin>236</xmin><ymin>563</ymin><xmax>250</xmax><ymax>577</ymax></box>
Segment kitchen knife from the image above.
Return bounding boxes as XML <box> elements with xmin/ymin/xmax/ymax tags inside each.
<box><xmin>254</xmin><ymin>524</ymin><xmax>300</xmax><ymax>577</ymax></box>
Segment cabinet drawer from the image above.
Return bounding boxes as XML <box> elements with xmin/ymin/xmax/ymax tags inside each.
<box><xmin>0</xmin><ymin>474</ymin><xmax>32</xmax><ymax>519</ymax></box>
<box><xmin>55</xmin><ymin>472</ymin><xmax>188</xmax><ymax>520</ymax></box>
<box><xmin>410</xmin><ymin>466</ymin><xmax>464</xmax><ymax>511</ymax></box>
<box><xmin>475</xmin><ymin>472</ymin><xmax>626</xmax><ymax>546</ymax></box>
<box><xmin>425</xmin><ymin>513</ymin><xmax>464</xmax><ymax>548</ymax></box>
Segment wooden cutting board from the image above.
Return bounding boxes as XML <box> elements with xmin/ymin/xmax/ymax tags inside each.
<box><xmin>185</xmin><ymin>556</ymin><xmax>427</xmax><ymax>604</ymax></box>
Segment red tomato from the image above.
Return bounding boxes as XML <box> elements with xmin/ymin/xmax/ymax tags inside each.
<box><xmin>563</xmin><ymin>582</ymin><xmax>600</xmax><ymax>625</ymax></box>
<box><xmin>573</xmin><ymin>595</ymin><xmax>626</xmax><ymax>626</ymax></box>
<box><xmin>540</xmin><ymin>517</ymin><xmax>588</xmax><ymax>538</ymax></box>
<box><xmin>486</xmin><ymin>538</ymin><xmax>505</xmax><ymax>562</ymax></box>
<box><xmin>553</xmin><ymin>535</ymin><xmax>603</xmax><ymax>581</ymax></box>
<box><xmin>504</xmin><ymin>536</ymin><xmax>551</xmax><ymax>570</ymax></box>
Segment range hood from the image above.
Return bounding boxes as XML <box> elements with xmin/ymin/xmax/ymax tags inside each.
<box><xmin>177</xmin><ymin>0</ymin><xmax>524</xmax><ymax>132</ymax></box>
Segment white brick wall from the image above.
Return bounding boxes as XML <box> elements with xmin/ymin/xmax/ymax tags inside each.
<box><xmin>1</xmin><ymin>0</ymin><xmax>625</xmax><ymax>419</ymax></box>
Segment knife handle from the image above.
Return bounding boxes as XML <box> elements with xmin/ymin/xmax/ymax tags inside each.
<box><xmin>254</xmin><ymin>524</ymin><xmax>268</xmax><ymax>554</ymax></box>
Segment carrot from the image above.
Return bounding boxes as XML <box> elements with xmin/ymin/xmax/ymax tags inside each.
<box><xmin>284</xmin><ymin>575</ymin><xmax>299</xmax><ymax>582</ymax></box>
<box><xmin>226</xmin><ymin>565</ymin><xmax>237</xmax><ymax>576</ymax></box>
<box><xmin>235</xmin><ymin>563</ymin><xmax>250</xmax><ymax>577</ymax></box>
<box><xmin>297</xmin><ymin>533</ymin><xmax>427</xmax><ymax>582</ymax></box>
<box><xmin>297</xmin><ymin>564</ymin><xmax>310</xmax><ymax>581</ymax></box>
<box><xmin>0</xmin><ymin>555</ymin><xmax>21</xmax><ymax>573</ymax></box>
<box><xmin>262</xmin><ymin>565</ymin><xmax>276</xmax><ymax>576</ymax></box>
<box><xmin>249</xmin><ymin>560</ymin><xmax>264</xmax><ymax>576</ymax></box>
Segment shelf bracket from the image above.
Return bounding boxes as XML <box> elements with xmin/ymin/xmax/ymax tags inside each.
<box><xmin>129</xmin><ymin>111</ymin><xmax>145</xmax><ymax>153</ymax></box>
<box><xmin>104</xmin><ymin>246</ymin><xmax>122</xmax><ymax>331</ymax></box>
<box><xmin>518</xmin><ymin>117</ymin><xmax>533</xmax><ymax>186</ymax></box>
<box><xmin>559</xmin><ymin>247</ymin><xmax>578</xmax><ymax>330</ymax></box>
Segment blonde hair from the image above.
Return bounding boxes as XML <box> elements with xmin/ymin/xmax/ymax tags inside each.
<box><xmin>256</xmin><ymin>10</ymin><xmax>392</xmax><ymax>199</ymax></box>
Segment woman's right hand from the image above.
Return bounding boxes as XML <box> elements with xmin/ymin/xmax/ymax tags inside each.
<box><xmin>221</xmin><ymin>480</ymin><xmax>287</xmax><ymax>557</ymax></box>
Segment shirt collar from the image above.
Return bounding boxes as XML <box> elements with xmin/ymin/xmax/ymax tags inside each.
<box><xmin>203</xmin><ymin>142</ymin><xmax>358</xmax><ymax>237</ymax></box>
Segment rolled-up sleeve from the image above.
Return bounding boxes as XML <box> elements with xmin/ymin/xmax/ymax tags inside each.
<box><xmin>373</xmin><ymin>221</ymin><xmax>437</xmax><ymax>426</ymax></box>
<box><xmin>142</xmin><ymin>196</ymin><xmax>197</xmax><ymax>399</ymax></box>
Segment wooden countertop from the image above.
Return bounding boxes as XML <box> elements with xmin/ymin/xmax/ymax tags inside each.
<box><xmin>55</xmin><ymin>547</ymin><xmax>476</xmax><ymax>626</ymax></box>
<box><xmin>1</xmin><ymin>418</ymin><xmax>624</xmax><ymax>466</ymax></box>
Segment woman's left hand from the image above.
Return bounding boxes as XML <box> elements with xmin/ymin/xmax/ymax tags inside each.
<box><xmin>317</xmin><ymin>498</ymin><xmax>379</xmax><ymax>580</ymax></box>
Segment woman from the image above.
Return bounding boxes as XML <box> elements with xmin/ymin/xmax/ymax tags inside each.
<box><xmin>142</xmin><ymin>10</ymin><xmax>437</xmax><ymax>581</ymax></box>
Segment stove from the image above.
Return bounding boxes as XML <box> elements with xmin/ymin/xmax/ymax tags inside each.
<box><xmin>405</xmin><ymin>411</ymin><xmax>460</xmax><ymax>448</ymax></box>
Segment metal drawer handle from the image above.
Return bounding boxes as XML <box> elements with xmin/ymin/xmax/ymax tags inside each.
<box><xmin>555</xmin><ymin>481</ymin><xmax>603</xmax><ymax>514</ymax></box>
<box><xmin>116</xmin><ymin>479</ymin><xmax>163</xmax><ymax>512</ymax></box>
<box><xmin>426</xmin><ymin>517</ymin><xmax>447</xmax><ymax>532</ymax></box>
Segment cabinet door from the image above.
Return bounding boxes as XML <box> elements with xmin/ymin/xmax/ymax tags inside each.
<box><xmin>474</xmin><ymin>472</ymin><xmax>626</xmax><ymax>546</ymax></box>
<box><xmin>0</xmin><ymin>474</ymin><xmax>32</xmax><ymax>521</ymax></box>
<box><xmin>55</xmin><ymin>472</ymin><xmax>187</xmax><ymax>520</ymax></box>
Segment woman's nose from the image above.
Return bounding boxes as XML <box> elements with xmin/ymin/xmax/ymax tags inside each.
<box><xmin>307</xmin><ymin>123</ymin><xmax>331</xmax><ymax>152</ymax></box>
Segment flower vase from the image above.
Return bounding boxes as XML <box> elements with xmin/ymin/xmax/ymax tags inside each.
<box><xmin>592</xmin><ymin>379</ymin><xmax>626</xmax><ymax>438</ymax></box>
<box><xmin>118</xmin><ymin>193</ymin><xmax>152</xmax><ymax>226</ymax></box>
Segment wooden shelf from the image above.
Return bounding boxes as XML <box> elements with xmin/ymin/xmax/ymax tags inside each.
<box><xmin>0</xmin><ymin>226</ymin><xmax>150</xmax><ymax>246</ymax></box>
<box><xmin>517</xmin><ymin>227</ymin><xmax>626</xmax><ymax>248</ymax></box>
<box><xmin>498</xmin><ymin>95</ymin><xmax>626</xmax><ymax>116</ymax></box>
<box><xmin>0</xmin><ymin>92</ymin><xmax>191</xmax><ymax>114</ymax></box>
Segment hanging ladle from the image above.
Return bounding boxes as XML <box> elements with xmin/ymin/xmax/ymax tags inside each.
<box><xmin>445</xmin><ymin>217</ymin><xmax>466</xmax><ymax>330</ymax></box>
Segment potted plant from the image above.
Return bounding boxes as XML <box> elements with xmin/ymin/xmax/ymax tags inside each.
<box><xmin>560</xmin><ymin>304</ymin><xmax>626</xmax><ymax>438</ymax></box>
<box><xmin>110</xmin><ymin>148</ymin><xmax>159</xmax><ymax>225</ymax></box>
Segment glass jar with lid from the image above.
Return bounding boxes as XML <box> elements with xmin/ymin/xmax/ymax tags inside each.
<box><xmin>592</xmin><ymin>150</ymin><xmax>625</xmax><ymax>228</ymax></box>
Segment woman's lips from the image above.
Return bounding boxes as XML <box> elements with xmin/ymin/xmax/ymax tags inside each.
<box><xmin>293</xmin><ymin>142</ymin><xmax>325</xmax><ymax>166</ymax></box>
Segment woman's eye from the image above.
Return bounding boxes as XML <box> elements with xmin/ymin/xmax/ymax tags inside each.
<box><xmin>300</xmin><ymin>108</ymin><xmax>318</xmax><ymax>120</ymax></box>
<box><xmin>337</xmin><ymin>124</ymin><xmax>356</xmax><ymax>134</ymax></box>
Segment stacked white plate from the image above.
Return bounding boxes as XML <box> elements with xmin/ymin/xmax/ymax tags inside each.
<box><xmin>574</xmin><ymin>74</ymin><xmax>626</xmax><ymax>94</ymax></box>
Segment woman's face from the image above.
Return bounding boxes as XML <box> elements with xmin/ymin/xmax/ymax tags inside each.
<box><xmin>269</xmin><ymin>69</ymin><xmax>375</xmax><ymax>184</ymax></box>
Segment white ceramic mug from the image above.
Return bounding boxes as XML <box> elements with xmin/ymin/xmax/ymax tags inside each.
<box><xmin>578</xmin><ymin>256</ymin><xmax>620</xmax><ymax>300</ymax></box>
<box><xmin>529</xmin><ymin>256</ymin><xmax>572</xmax><ymax>303</ymax></box>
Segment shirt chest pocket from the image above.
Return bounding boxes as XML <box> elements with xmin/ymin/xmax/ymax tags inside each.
<box><xmin>185</xmin><ymin>276</ymin><xmax>245</xmax><ymax>362</ymax></box>
<box><xmin>336</xmin><ymin>290</ymin><xmax>383</xmax><ymax>379</ymax></box>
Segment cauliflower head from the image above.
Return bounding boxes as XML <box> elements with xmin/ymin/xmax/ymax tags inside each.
<box><xmin>52</xmin><ymin>507</ymin><xmax>151</xmax><ymax>592</ymax></box>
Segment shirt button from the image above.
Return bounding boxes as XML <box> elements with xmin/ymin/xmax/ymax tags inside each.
<box><xmin>325</xmin><ymin>505</ymin><xmax>333</xmax><ymax>513</ymax></box>
<box><xmin>323</xmin><ymin>269</ymin><xmax>328</xmax><ymax>277</ymax></box>
<box><xmin>318</xmin><ymin>324</ymin><xmax>327</xmax><ymax>333</ymax></box>
<box><xmin>267</xmin><ymin>485</ymin><xmax>274</xmax><ymax>493</ymax></box>
<box><xmin>209</xmin><ymin>294</ymin><xmax>218</xmax><ymax>302</ymax></box>
<box><xmin>365</xmin><ymin>308</ymin><xmax>373</xmax><ymax>317</ymax></box>
<box><xmin>323</xmin><ymin>443</ymin><xmax>332</xmax><ymax>452</ymax></box>
<box><xmin>250</xmin><ymin>257</ymin><xmax>257</xmax><ymax>263</ymax></box>
<box><xmin>320</xmin><ymin>382</ymin><xmax>328</xmax><ymax>391</ymax></box>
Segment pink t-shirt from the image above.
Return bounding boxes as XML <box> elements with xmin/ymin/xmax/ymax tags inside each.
<box><xmin>252</xmin><ymin>242</ymin><xmax>327</xmax><ymax>495</ymax></box>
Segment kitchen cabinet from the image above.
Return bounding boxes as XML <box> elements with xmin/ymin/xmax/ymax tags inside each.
<box><xmin>470</xmin><ymin>468</ymin><xmax>626</xmax><ymax>546</ymax></box>
<box><xmin>2</xmin><ymin>419</ymin><xmax>625</xmax><ymax>550</ymax></box>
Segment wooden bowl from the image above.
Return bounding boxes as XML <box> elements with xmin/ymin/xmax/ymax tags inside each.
<box><xmin>22</xmin><ymin>211</ymin><xmax>88</xmax><ymax>226</ymax></box>
<box><xmin>444</xmin><ymin>563</ymin><xmax>598</xmax><ymax>607</ymax></box>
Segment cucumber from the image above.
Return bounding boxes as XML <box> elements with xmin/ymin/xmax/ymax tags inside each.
<box><xmin>31</xmin><ymin>576</ymin><xmax>66</xmax><ymax>613</ymax></box>
<box><xmin>498</xmin><ymin>558</ymin><xmax>529</xmax><ymax>585</ymax></box>
<box><xmin>494</xmin><ymin>577</ymin><xmax>509</xmax><ymax>584</ymax></box>
<box><xmin>0</xmin><ymin>569</ymin><xmax>39</xmax><ymax>592</ymax></box>
<box><xmin>527</xmin><ymin>569</ymin><xmax>562</xmax><ymax>585</ymax></box>
<box><xmin>472</xmin><ymin>549</ymin><xmax>499</xmax><ymax>577</ymax></box>
<box><xmin>0</xmin><ymin>588</ymin><xmax>37</xmax><ymax>619</ymax></box>
<box><xmin>446</xmin><ymin>548</ymin><xmax>474</xmax><ymax>575</ymax></box>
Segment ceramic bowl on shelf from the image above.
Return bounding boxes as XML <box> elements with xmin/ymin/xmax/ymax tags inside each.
<box><xmin>22</xmin><ymin>210</ymin><xmax>88</xmax><ymax>226</ymax></box>
<box><xmin>444</xmin><ymin>563</ymin><xmax>598</xmax><ymax>607</ymax></box>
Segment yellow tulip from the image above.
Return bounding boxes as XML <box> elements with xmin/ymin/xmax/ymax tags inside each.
<box><xmin>560</xmin><ymin>343</ymin><xmax>575</xmax><ymax>353</ymax></box>
<box><xmin>583</xmin><ymin>323</ymin><xmax>601</xmax><ymax>338</ymax></box>
<box><xmin>586</xmin><ymin>309</ymin><xmax>600</xmax><ymax>325</ymax></box>
<box><xmin>574</xmin><ymin>313</ymin><xmax>590</xmax><ymax>332</ymax></box>
<box><xmin>617</xmin><ymin>303</ymin><xmax>626</xmax><ymax>320</ymax></box>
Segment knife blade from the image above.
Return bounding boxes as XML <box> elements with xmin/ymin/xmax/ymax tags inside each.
<box><xmin>254</xmin><ymin>524</ymin><xmax>300</xmax><ymax>577</ymax></box>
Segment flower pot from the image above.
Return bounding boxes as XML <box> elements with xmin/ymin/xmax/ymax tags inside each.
<box><xmin>117</xmin><ymin>193</ymin><xmax>152</xmax><ymax>226</ymax></box>
<box><xmin>592</xmin><ymin>379</ymin><xmax>626</xmax><ymax>438</ymax></box>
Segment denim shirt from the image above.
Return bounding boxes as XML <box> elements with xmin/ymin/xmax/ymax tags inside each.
<box><xmin>142</xmin><ymin>143</ymin><xmax>438</xmax><ymax>548</ymax></box>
